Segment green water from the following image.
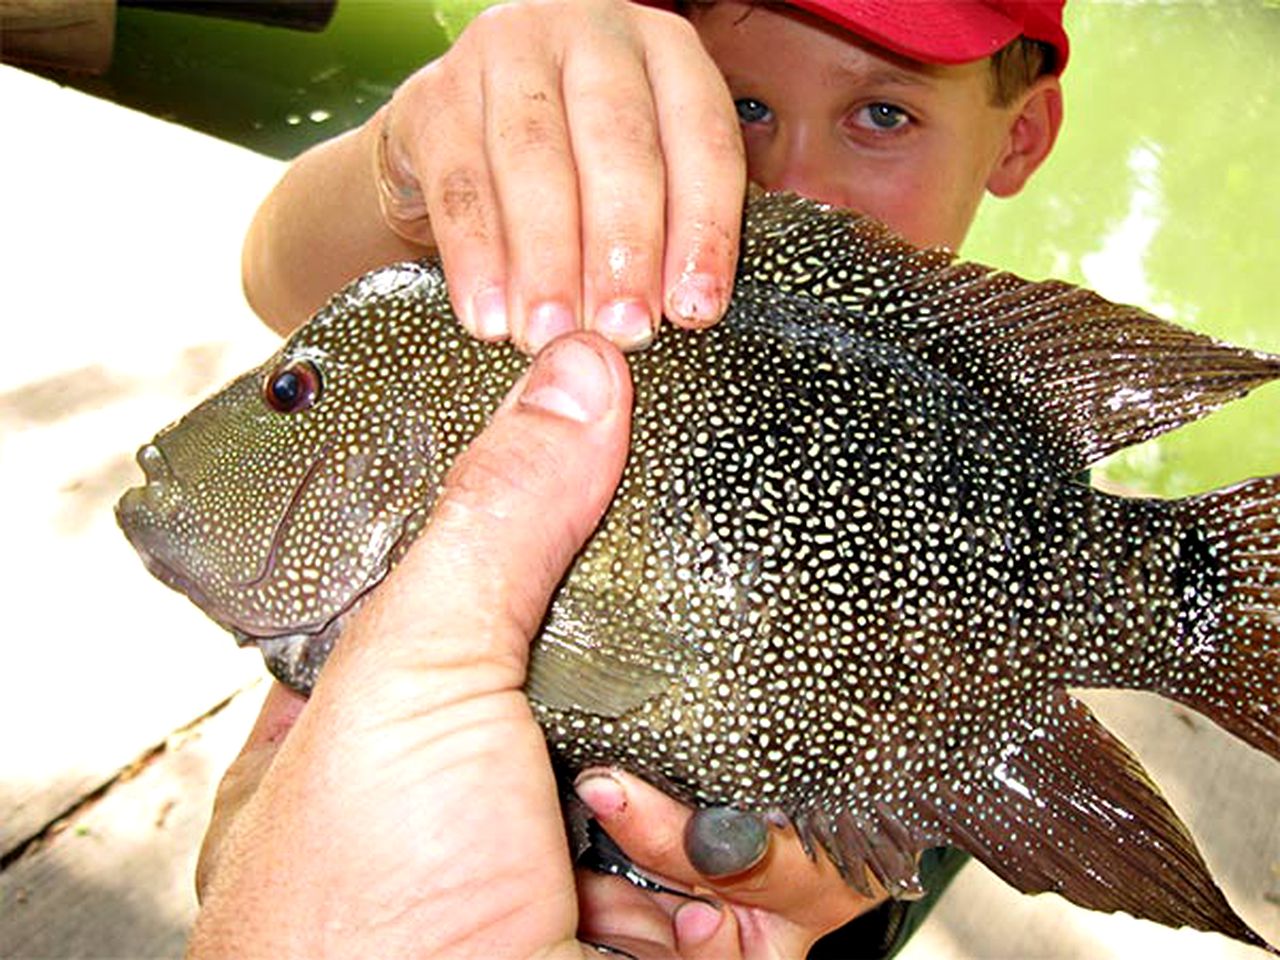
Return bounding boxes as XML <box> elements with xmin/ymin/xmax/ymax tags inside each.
<box><xmin>65</xmin><ymin>2</ymin><xmax>453</xmax><ymax>157</ymax></box>
<box><xmin>966</xmin><ymin>2</ymin><xmax>1280</xmax><ymax>498</ymax></box>
<box><xmin>62</xmin><ymin>1</ymin><xmax>1280</xmax><ymax>497</ymax></box>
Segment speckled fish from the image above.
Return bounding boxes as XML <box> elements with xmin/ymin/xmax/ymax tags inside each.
<box><xmin>118</xmin><ymin>192</ymin><xmax>1280</xmax><ymax>951</ymax></box>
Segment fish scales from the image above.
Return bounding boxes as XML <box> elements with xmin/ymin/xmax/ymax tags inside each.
<box><xmin>117</xmin><ymin>192</ymin><xmax>1280</xmax><ymax>951</ymax></box>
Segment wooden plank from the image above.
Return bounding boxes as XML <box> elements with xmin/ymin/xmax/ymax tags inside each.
<box><xmin>0</xmin><ymin>682</ymin><xmax>267</xmax><ymax>959</ymax></box>
<box><xmin>0</xmin><ymin>65</ymin><xmax>281</xmax><ymax>855</ymax></box>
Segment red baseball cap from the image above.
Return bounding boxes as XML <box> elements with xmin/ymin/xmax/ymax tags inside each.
<box><xmin>785</xmin><ymin>0</ymin><xmax>1069</xmax><ymax>74</ymax></box>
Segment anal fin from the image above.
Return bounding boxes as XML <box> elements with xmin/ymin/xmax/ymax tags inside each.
<box><xmin>792</xmin><ymin>803</ymin><xmax>927</xmax><ymax>901</ymax></box>
<box><xmin>922</xmin><ymin>690</ymin><xmax>1275</xmax><ymax>952</ymax></box>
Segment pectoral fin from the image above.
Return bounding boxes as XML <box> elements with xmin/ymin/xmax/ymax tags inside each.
<box><xmin>526</xmin><ymin>585</ymin><xmax>690</xmax><ymax>718</ymax></box>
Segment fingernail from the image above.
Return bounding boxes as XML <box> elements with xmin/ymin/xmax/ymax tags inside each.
<box><xmin>594</xmin><ymin>299</ymin><xmax>653</xmax><ymax>352</ymax></box>
<box><xmin>519</xmin><ymin>337</ymin><xmax>615</xmax><ymax>424</ymax></box>
<box><xmin>471</xmin><ymin>287</ymin><xmax>508</xmax><ymax>340</ymax></box>
<box><xmin>674</xmin><ymin>900</ymin><xmax>723</xmax><ymax>947</ymax></box>
<box><xmin>524</xmin><ymin>301</ymin><xmax>576</xmax><ymax>353</ymax></box>
<box><xmin>684</xmin><ymin>806</ymin><xmax>769</xmax><ymax>877</ymax></box>
<box><xmin>668</xmin><ymin>273</ymin><xmax>725</xmax><ymax>327</ymax></box>
<box><xmin>574</xmin><ymin>771</ymin><xmax>627</xmax><ymax>819</ymax></box>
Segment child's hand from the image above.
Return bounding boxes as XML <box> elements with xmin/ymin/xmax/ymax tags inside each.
<box><xmin>377</xmin><ymin>0</ymin><xmax>746</xmax><ymax>354</ymax></box>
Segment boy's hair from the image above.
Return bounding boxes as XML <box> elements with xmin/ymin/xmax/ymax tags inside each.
<box><xmin>673</xmin><ymin>1</ymin><xmax>1059</xmax><ymax>107</ymax></box>
<box><xmin>990</xmin><ymin>37</ymin><xmax>1056</xmax><ymax>106</ymax></box>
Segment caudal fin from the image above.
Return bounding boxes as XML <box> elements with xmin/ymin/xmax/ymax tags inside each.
<box><xmin>1164</xmin><ymin>475</ymin><xmax>1280</xmax><ymax>761</ymax></box>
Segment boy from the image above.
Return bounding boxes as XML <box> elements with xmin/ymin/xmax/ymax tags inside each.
<box><xmin>206</xmin><ymin>1</ymin><xmax>1070</xmax><ymax>956</ymax></box>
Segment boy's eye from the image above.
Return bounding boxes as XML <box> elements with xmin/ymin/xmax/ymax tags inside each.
<box><xmin>855</xmin><ymin>103</ymin><xmax>910</xmax><ymax>131</ymax></box>
<box><xmin>734</xmin><ymin>98</ymin><xmax>773</xmax><ymax>125</ymax></box>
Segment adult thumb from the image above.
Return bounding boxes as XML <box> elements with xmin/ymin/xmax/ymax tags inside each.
<box><xmin>331</xmin><ymin>332</ymin><xmax>634</xmax><ymax>693</ymax></box>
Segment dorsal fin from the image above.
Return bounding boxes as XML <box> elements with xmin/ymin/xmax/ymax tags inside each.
<box><xmin>739</xmin><ymin>191</ymin><xmax>1280</xmax><ymax>475</ymax></box>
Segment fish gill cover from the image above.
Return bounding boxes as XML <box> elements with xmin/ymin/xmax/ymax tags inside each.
<box><xmin>117</xmin><ymin>191</ymin><xmax>1280</xmax><ymax>952</ymax></box>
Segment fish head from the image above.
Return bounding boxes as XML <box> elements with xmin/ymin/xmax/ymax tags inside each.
<box><xmin>116</xmin><ymin>264</ymin><xmax>448</xmax><ymax>654</ymax></box>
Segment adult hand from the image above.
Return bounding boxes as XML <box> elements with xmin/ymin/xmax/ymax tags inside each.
<box><xmin>378</xmin><ymin>0</ymin><xmax>746</xmax><ymax>353</ymax></box>
<box><xmin>199</xmin><ymin>714</ymin><xmax>883</xmax><ymax>959</ymax></box>
<box><xmin>191</xmin><ymin>332</ymin><xmax>882</xmax><ymax>958</ymax></box>
<box><xmin>190</xmin><ymin>333</ymin><xmax>638</xmax><ymax>957</ymax></box>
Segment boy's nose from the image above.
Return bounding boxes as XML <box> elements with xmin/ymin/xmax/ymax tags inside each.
<box><xmin>748</xmin><ymin>129</ymin><xmax>852</xmax><ymax>210</ymax></box>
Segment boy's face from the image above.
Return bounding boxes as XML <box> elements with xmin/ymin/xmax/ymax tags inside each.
<box><xmin>691</xmin><ymin>1</ymin><xmax>1048</xmax><ymax>251</ymax></box>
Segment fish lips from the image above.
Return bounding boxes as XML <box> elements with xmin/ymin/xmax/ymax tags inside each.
<box><xmin>116</xmin><ymin>442</ymin><xmax>192</xmax><ymax>591</ymax></box>
<box><xmin>117</xmin><ymin>490</ymin><xmax>340</xmax><ymax>648</ymax></box>
<box><xmin>116</xmin><ymin>488</ymin><xmax>220</xmax><ymax>623</ymax></box>
<box><xmin>117</xmin><ymin>439</ymin><xmax>399</xmax><ymax>662</ymax></box>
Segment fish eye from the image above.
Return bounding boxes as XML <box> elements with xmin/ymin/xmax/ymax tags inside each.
<box><xmin>263</xmin><ymin>359</ymin><xmax>321</xmax><ymax>414</ymax></box>
<box><xmin>734</xmin><ymin>97</ymin><xmax>773</xmax><ymax>125</ymax></box>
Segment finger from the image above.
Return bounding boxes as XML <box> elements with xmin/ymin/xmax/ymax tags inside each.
<box><xmin>673</xmin><ymin>899</ymin><xmax>743</xmax><ymax>960</ymax></box>
<box><xmin>575</xmin><ymin>770</ymin><xmax>880</xmax><ymax>934</ymax></box>
<box><xmin>577</xmin><ymin>869</ymin><xmax>676</xmax><ymax>957</ymax></box>
<box><xmin>392</xmin><ymin>57</ymin><xmax>511</xmax><ymax>342</ymax></box>
<box><xmin>481</xmin><ymin>15</ymin><xmax>584</xmax><ymax>354</ymax></box>
<box><xmin>562</xmin><ymin>10</ymin><xmax>665</xmax><ymax>351</ymax></box>
<box><xmin>196</xmin><ymin>683</ymin><xmax>306</xmax><ymax>899</ymax></box>
<box><xmin>638</xmin><ymin>12</ymin><xmax>746</xmax><ymax>329</ymax></box>
<box><xmin>577</xmin><ymin>869</ymin><xmax>747</xmax><ymax>960</ymax></box>
<box><xmin>332</xmin><ymin>333</ymin><xmax>633</xmax><ymax>697</ymax></box>
<box><xmin>240</xmin><ymin>680</ymin><xmax>307</xmax><ymax>752</ymax></box>
<box><xmin>210</xmin><ymin>682</ymin><xmax>306</xmax><ymax>828</ymax></box>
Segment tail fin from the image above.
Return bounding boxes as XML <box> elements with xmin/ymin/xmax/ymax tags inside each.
<box><xmin>1164</xmin><ymin>475</ymin><xmax>1280</xmax><ymax>761</ymax></box>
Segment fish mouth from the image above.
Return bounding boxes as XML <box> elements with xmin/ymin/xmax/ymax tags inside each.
<box><xmin>116</xmin><ymin>494</ymin><xmax>223</xmax><ymax>622</ymax></box>
<box><xmin>117</xmin><ymin>501</ymin><xmax>340</xmax><ymax>645</ymax></box>
<box><xmin>114</xmin><ymin>439</ymin><xmax>325</xmax><ymax>638</ymax></box>
<box><xmin>116</xmin><ymin>442</ymin><xmax>178</xmax><ymax>520</ymax></box>
<box><xmin>116</xmin><ymin>476</ymin><xmax>237</xmax><ymax>632</ymax></box>
<box><xmin>136</xmin><ymin>442</ymin><xmax>175</xmax><ymax>484</ymax></box>
<box><xmin>116</xmin><ymin>442</ymin><xmax>186</xmax><ymax>586</ymax></box>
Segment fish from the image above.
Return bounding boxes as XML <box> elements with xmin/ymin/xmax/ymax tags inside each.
<box><xmin>117</xmin><ymin>191</ymin><xmax>1280</xmax><ymax>951</ymax></box>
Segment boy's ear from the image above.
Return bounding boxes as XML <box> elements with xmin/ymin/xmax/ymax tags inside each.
<box><xmin>986</xmin><ymin>75</ymin><xmax>1063</xmax><ymax>198</ymax></box>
